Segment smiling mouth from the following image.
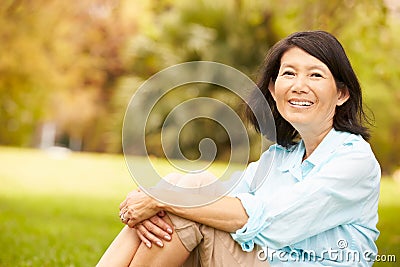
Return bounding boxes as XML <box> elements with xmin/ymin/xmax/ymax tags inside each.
<box><xmin>288</xmin><ymin>100</ymin><xmax>314</xmax><ymax>107</ymax></box>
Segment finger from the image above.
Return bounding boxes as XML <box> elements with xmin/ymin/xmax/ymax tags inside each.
<box><xmin>119</xmin><ymin>208</ymin><xmax>129</xmax><ymax>224</ymax></box>
<box><xmin>119</xmin><ymin>212</ymin><xmax>127</xmax><ymax>224</ymax></box>
<box><xmin>119</xmin><ymin>199</ymin><xmax>127</xmax><ymax>210</ymax></box>
<box><xmin>150</xmin><ymin>215</ymin><xmax>173</xmax><ymax>235</ymax></box>
<box><xmin>119</xmin><ymin>207</ymin><xmax>127</xmax><ymax>217</ymax></box>
<box><xmin>136</xmin><ymin>223</ymin><xmax>164</xmax><ymax>247</ymax></box>
<box><xmin>143</xmin><ymin>219</ymin><xmax>172</xmax><ymax>241</ymax></box>
<box><xmin>127</xmin><ymin>218</ymin><xmax>138</xmax><ymax>228</ymax></box>
<box><xmin>135</xmin><ymin>227</ymin><xmax>152</xmax><ymax>248</ymax></box>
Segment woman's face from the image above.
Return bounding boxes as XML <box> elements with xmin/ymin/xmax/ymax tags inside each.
<box><xmin>269</xmin><ymin>47</ymin><xmax>349</xmax><ymax>134</ymax></box>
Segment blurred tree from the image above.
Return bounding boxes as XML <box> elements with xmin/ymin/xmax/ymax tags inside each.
<box><xmin>50</xmin><ymin>0</ymin><xmax>131</xmax><ymax>152</ymax></box>
<box><xmin>0</xmin><ymin>0</ymin><xmax>56</xmax><ymax>146</ymax></box>
<box><xmin>0</xmin><ymin>0</ymin><xmax>134</xmax><ymax>151</ymax></box>
<box><xmin>110</xmin><ymin>0</ymin><xmax>278</xmax><ymax>162</ymax></box>
<box><xmin>345</xmin><ymin>2</ymin><xmax>400</xmax><ymax>173</ymax></box>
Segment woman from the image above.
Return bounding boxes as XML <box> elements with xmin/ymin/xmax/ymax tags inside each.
<box><xmin>97</xmin><ymin>31</ymin><xmax>380</xmax><ymax>266</ymax></box>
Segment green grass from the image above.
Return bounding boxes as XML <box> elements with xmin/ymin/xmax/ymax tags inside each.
<box><xmin>0</xmin><ymin>147</ymin><xmax>133</xmax><ymax>267</ymax></box>
<box><xmin>375</xmin><ymin>180</ymin><xmax>400</xmax><ymax>266</ymax></box>
<box><xmin>0</xmin><ymin>147</ymin><xmax>398</xmax><ymax>266</ymax></box>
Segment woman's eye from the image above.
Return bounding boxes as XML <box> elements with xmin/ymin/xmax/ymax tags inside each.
<box><xmin>282</xmin><ymin>71</ymin><xmax>295</xmax><ymax>76</ymax></box>
<box><xmin>311</xmin><ymin>73</ymin><xmax>323</xmax><ymax>78</ymax></box>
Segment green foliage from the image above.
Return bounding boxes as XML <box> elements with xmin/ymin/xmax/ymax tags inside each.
<box><xmin>337</xmin><ymin>1</ymin><xmax>400</xmax><ymax>172</ymax></box>
<box><xmin>111</xmin><ymin>0</ymin><xmax>279</xmax><ymax>161</ymax></box>
<box><xmin>129</xmin><ymin>0</ymin><xmax>277</xmax><ymax>73</ymax></box>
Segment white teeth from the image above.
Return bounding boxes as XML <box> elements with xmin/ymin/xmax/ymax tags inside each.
<box><xmin>290</xmin><ymin>101</ymin><xmax>312</xmax><ymax>106</ymax></box>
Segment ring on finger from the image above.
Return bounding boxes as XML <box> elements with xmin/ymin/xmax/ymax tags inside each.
<box><xmin>120</xmin><ymin>209</ymin><xmax>129</xmax><ymax>221</ymax></box>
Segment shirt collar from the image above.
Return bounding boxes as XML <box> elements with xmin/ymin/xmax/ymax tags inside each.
<box><xmin>305</xmin><ymin>128</ymin><xmax>352</xmax><ymax>166</ymax></box>
<box><xmin>277</xmin><ymin>128</ymin><xmax>352</xmax><ymax>172</ymax></box>
<box><xmin>277</xmin><ymin>140</ymin><xmax>304</xmax><ymax>172</ymax></box>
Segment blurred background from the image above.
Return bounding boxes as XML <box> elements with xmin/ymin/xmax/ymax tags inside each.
<box><xmin>0</xmin><ymin>0</ymin><xmax>399</xmax><ymax>266</ymax></box>
<box><xmin>1</xmin><ymin>0</ymin><xmax>399</xmax><ymax>172</ymax></box>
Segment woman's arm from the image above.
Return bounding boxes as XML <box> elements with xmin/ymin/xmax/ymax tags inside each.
<box><xmin>120</xmin><ymin>189</ymin><xmax>249</xmax><ymax>233</ymax></box>
<box><xmin>162</xmin><ymin>193</ymin><xmax>248</xmax><ymax>232</ymax></box>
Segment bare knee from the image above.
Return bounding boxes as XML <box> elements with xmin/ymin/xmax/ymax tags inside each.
<box><xmin>163</xmin><ymin>171</ymin><xmax>217</xmax><ymax>188</ymax></box>
<box><xmin>129</xmin><ymin>214</ymin><xmax>191</xmax><ymax>266</ymax></box>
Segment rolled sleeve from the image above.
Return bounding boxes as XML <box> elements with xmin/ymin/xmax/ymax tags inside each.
<box><xmin>230</xmin><ymin>193</ymin><xmax>270</xmax><ymax>251</ymax></box>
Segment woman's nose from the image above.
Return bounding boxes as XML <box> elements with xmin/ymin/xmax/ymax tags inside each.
<box><xmin>291</xmin><ymin>76</ymin><xmax>310</xmax><ymax>93</ymax></box>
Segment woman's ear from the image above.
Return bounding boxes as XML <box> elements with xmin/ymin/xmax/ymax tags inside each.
<box><xmin>268</xmin><ymin>79</ymin><xmax>276</xmax><ymax>101</ymax></box>
<box><xmin>337</xmin><ymin>87</ymin><xmax>350</xmax><ymax>106</ymax></box>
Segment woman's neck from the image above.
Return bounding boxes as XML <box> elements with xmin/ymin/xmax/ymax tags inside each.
<box><xmin>299</xmin><ymin>126</ymin><xmax>333</xmax><ymax>161</ymax></box>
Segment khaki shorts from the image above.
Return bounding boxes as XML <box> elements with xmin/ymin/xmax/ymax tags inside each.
<box><xmin>168</xmin><ymin>213</ymin><xmax>269</xmax><ymax>267</ymax></box>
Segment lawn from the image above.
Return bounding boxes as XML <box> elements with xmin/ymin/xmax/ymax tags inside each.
<box><xmin>0</xmin><ymin>147</ymin><xmax>398</xmax><ymax>266</ymax></box>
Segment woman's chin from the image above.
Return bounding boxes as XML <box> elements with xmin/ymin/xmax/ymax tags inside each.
<box><xmin>283</xmin><ymin>114</ymin><xmax>312</xmax><ymax>126</ymax></box>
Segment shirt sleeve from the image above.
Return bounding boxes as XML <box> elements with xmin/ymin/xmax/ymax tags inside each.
<box><xmin>227</xmin><ymin>149</ymin><xmax>270</xmax><ymax>197</ymax></box>
<box><xmin>231</xmin><ymin>140</ymin><xmax>381</xmax><ymax>252</ymax></box>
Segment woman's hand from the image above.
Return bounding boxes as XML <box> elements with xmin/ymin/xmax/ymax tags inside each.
<box><xmin>119</xmin><ymin>189</ymin><xmax>161</xmax><ymax>228</ymax></box>
<box><xmin>135</xmin><ymin>211</ymin><xmax>173</xmax><ymax>248</ymax></box>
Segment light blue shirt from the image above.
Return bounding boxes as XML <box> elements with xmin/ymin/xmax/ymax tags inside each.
<box><xmin>229</xmin><ymin>129</ymin><xmax>381</xmax><ymax>266</ymax></box>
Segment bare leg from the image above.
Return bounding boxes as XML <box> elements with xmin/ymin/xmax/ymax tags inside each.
<box><xmin>128</xmin><ymin>215</ymin><xmax>190</xmax><ymax>267</ymax></box>
<box><xmin>97</xmin><ymin>226</ymin><xmax>141</xmax><ymax>267</ymax></box>
<box><xmin>97</xmin><ymin>173</ymin><xmax>210</xmax><ymax>267</ymax></box>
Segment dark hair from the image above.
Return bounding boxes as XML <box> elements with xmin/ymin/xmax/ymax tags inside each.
<box><xmin>246</xmin><ymin>30</ymin><xmax>371</xmax><ymax>147</ymax></box>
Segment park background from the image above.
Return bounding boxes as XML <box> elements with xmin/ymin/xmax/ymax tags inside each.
<box><xmin>0</xmin><ymin>0</ymin><xmax>399</xmax><ymax>266</ymax></box>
